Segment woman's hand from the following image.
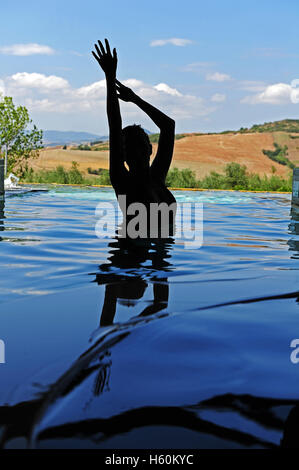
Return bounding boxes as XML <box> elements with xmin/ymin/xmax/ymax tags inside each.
<box><xmin>115</xmin><ymin>79</ymin><xmax>136</xmax><ymax>102</ymax></box>
<box><xmin>92</xmin><ymin>39</ymin><xmax>117</xmax><ymax>79</ymax></box>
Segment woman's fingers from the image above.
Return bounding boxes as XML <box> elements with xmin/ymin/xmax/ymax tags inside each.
<box><xmin>115</xmin><ymin>80</ymin><xmax>125</xmax><ymax>89</ymax></box>
<box><xmin>94</xmin><ymin>43</ymin><xmax>102</xmax><ymax>58</ymax></box>
<box><xmin>93</xmin><ymin>40</ymin><xmax>117</xmax><ymax>74</ymax></box>
<box><xmin>105</xmin><ymin>38</ymin><xmax>111</xmax><ymax>55</ymax></box>
<box><xmin>92</xmin><ymin>51</ymin><xmax>100</xmax><ymax>63</ymax></box>
<box><xmin>94</xmin><ymin>39</ymin><xmax>115</xmax><ymax>59</ymax></box>
<box><xmin>97</xmin><ymin>40</ymin><xmax>106</xmax><ymax>55</ymax></box>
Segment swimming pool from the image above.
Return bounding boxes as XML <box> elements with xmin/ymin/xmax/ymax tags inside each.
<box><xmin>1</xmin><ymin>185</ymin><xmax>299</xmax><ymax>448</ymax></box>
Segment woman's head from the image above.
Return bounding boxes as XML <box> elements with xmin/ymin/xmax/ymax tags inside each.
<box><xmin>122</xmin><ymin>125</ymin><xmax>152</xmax><ymax>172</ymax></box>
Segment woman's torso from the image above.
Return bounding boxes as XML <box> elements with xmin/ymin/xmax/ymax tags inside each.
<box><xmin>124</xmin><ymin>173</ymin><xmax>176</xmax><ymax>206</ymax></box>
<box><xmin>116</xmin><ymin>173</ymin><xmax>176</xmax><ymax>238</ymax></box>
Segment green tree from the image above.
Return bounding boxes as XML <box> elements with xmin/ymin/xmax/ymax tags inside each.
<box><xmin>68</xmin><ymin>161</ymin><xmax>84</xmax><ymax>184</ymax></box>
<box><xmin>225</xmin><ymin>162</ymin><xmax>248</xmax><ymax>189</ymax></box>
<box><xmin>0</xmin><ymin>95</ymin><xmax>43</xmax><ymax>175</ymax></box>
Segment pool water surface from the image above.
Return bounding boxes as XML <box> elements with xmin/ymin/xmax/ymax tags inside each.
<box><xmin>1</xmin><ymin>186</ymin><xmax>299</xmax><ymax>449</ymax></box>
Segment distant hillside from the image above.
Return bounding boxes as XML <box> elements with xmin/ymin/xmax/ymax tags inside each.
<box><xmin>32</xmin><ymin>131</ymin><xmax>293</xmax><ymax>180</ymax></box>
<box><xmin>28</xmin><ymin>119</ymin><xmax>299</xmax><ymax>180</ymax></box>
<box><xmin>42</xmin><ymin>130</ymin><xmax>108</xmax><ymax>146</ymax></box>
<box><xmin>237</xmin><ymin>119</ymin><xmax>299</xmax><ymax>134</ymax></box>
<box><xmin>41</xmin><ymin>121</ymin><xmax>299</xmax><ymax>146</ymax></box>
<box><xmin>42</xmin><ymin>128</ymin><xmax>154</xmax><ymax>146</ymax></box>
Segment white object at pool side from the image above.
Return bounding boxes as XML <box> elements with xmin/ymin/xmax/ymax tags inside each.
<box><xmin>4</xmin><ymin>173</ymin><xmax>20</xmax><ymax>190</ymax></box>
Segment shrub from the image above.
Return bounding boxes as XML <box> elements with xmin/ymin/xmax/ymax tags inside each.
<box><xmin>98</xmin><ymin>169</ymin><xmax>111</xmax><ymax>185</ymax></box>
<box><xmin>166</xmin><ymin>167</ymin><xmax>197</xmax><ymax>188</ymax></box>
<box><xmin>198</xmin><ymin>171</ymin><xmax>227</xmax><ymax>189</ymax></box>
<box><xmin>68</xmin><ymin>161</ymin><xmax>84</xmax><ymax>184</ymax></box>
<box><xmin>263</xmin><ymin>143</ymin><xmax>295</xmax><ymax>169</ymax></box>
<box><xmin>224</xmin><ymin>162</ymin><xmax>248</xmax><ymax>189</ymax></box>
<box><xmin>21</xmin><ymin>162</ymin><xmax>293</xmax><ymax>192</ymax></box>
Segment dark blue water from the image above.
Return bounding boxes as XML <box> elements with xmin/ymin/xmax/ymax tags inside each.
<box><xmin>1</xmin><ymin>186</ymin><xmax>299</xmax><ymax>449</ymax></box>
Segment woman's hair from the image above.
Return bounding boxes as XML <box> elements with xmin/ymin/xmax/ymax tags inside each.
<box><xmin>122</xmin><ymin>124</ymin><xmax>152</xmax><ymax>158</ymax></box>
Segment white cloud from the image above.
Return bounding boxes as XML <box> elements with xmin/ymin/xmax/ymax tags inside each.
<box><xmin>10</xmin><ymin>72</ymin><xmax>69</xmax><ymax>91</ymax></box>
<box><xmin>154</xmin><ymin>83</ymin><xmax>182</xmax><ymax>97</ymax></box>
<box><xmin>76</xmin><ymin>80</ymin><xmax>106</xmax><ymax>98</ymax></box>
<box><xmin>150</xmin><ymin>38</ymin><xmax>193</xmax><ymax>47</ymax></box>
<box><xmin>241</xmin><ymin>82</ymin><xmax>299</xmax><ymax>105</ymax></box>
<box><xmin>1</xmin><ymin>73</ymin><xmax>214</xmax><ymax>123</ymax></box>
<box><xmin>238</xmin><ymin>80</ymin><xmax>267</xmax><ymax>92</ymax></box>
<box><xmin>0</xmin><ymin>43</ymin><xmax>55</xmax><ymax>56</ymax></box>
<box><xmin>211</xmin><ymin>93</ymin><xmax>226</xmax><ymax>102</ymax></box>
<box><xmin>122</xmin><ymin>79</ymin><xmax>144</xmax><ymax>88</ymax></box>
<box><xmin>24</xmin><ymin>98</ymin><xmax>62</xmax><ymax>112</ymax></box>
<box><xmin>122</xmin><ymin>80</ymin><xmax>214</xmax><ymax>120</ymax></box>
<box><xmin>206</xmin><ymin>72</ymin><xmax>232</xmax><ymax>82</ymax></box>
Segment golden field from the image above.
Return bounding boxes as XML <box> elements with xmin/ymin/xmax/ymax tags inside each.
<box><xmin>29</xmin><ymin>131</ymin><xmax>299</xmax><ymax>178</ymax></box>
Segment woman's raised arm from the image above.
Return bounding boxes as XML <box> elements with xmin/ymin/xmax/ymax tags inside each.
<box><xmin>116</xmin><ymin>80</ymin><xmax>175</xmax><ymax>182</ymax></box>
<box><xmin>92</xmin><ymin>40</ymin><xmax>127</xmax><ymax>191</ymax></box>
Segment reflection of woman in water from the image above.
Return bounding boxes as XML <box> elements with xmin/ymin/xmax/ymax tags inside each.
<box><xmin>94</xmin><ymin>236</ymin><xmax>174</xmax><ymax>326</ymax></box>
<box><xmin>92</xmin><ymin>39</ymin><xmax>176</xmax><ymax>222</ymax></box>
<box><xmin>91</xmin><ymin>39</ymin><xmax>176</xmax><ymax>327</ymax></box>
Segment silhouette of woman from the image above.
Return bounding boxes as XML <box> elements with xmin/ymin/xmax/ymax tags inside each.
<box><xmin>92</xmin><ymin>39</ymin><xmax>176</xmax><ymax>236</ymax></box>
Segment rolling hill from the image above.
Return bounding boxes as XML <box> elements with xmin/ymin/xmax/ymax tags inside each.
<box><xmin>42</xmin><ymin>129</ymin><xmax>154</xmax><ymax>146</ymax></box>
<box><xmin>42</xmin><ymin>130</ymin><xmax>108</xmax><ymax>146</ymax></box>
<box><xmin>29</xmin><ymin>120</ymin><xmax>299</xmax><ymax>179</ymax></box>
<box><xmin>238</xmin><ymin>119</ymin><xmax>299</xmax><ymax>134</ymax></box>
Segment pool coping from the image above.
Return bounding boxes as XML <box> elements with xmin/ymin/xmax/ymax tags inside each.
<box><xmin>18</xmin><ymin>182</ymin><xmax>291</xmax><ymax>195</ymax></box>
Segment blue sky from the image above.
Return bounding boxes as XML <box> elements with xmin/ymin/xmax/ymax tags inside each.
<box><xmin>1</xmin><ymin>0</ymin><xmax>299</xmax><ymax>134</ymax></box>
